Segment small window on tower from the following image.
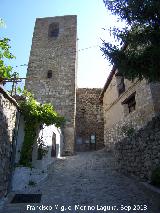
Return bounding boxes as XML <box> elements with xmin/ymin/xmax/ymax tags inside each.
<box><xmin>47</xmin><ymin>70</ymin><xmax>52</xmax><ymax>78</ymax></box>
<box><xmin>48</xmin><ymin>23</ymin><xmax>59</xmax><ymax>38</ymax></box>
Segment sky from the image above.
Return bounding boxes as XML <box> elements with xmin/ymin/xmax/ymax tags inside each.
<box><xmin>1</xmin><ymin>0</ymin><xmax>122</xmax><ymax>88</ymax></box>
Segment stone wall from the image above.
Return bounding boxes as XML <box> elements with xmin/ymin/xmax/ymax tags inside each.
<box><xmin>26</xmin><ymin>15</ymin><xmax>77</xmax><ymax>155</ymax></box>
<box><xmin>150</xmin><ymin>82</ymin><xmax>160</xmax><ymax>113</ymax></box>
<box><xmin>115</xmin><ymin>114</ymin><xmax>160</xmax><ymax>181</ymax></box>
<box><xmin>103</xmin><ymin>77</ymin><xmax>156</xmax><ymax>150</ymax></box>
<box><xmin>76</xmin><ymin>88</ymin><xmax>104</xmax><ymax>151</ymax></box>
<box><xmin>0</xmin><ymin>86</ymin><xmax>18</xmax><ymax>197</ymax></box>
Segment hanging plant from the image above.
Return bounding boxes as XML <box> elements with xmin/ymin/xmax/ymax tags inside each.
<box><xmin>18</xmin><ymin>88</ymin><xmax>65</xmax><ymax>167</ymax></box>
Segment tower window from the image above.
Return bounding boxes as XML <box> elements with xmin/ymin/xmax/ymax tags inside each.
<box><xmin>48</xmin><ymin>23</ymin><xmax>59</xmax><ymax>38</ymax></box>
<box><xmin>47</xmin><ymin>70</ymin><xmax>52</xmax><ymax>78</ymax></box>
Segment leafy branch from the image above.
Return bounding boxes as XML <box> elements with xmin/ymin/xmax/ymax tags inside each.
<box><xmin>102</xmin><ymin>0</ymin><xmax>160</xmax><ymax>82</ymax></box>
<box><xmin>0</xmin><ymin>19</ymin><xmax>15</xmax><ymax>79</ymax></box>
<box><xmin>18</xmin><ymin>88</ymin><xmax>65</xmax><ymax>166</ymax></box>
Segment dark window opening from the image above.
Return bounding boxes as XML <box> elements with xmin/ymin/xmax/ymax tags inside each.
<box><xmin>116</xmin><ymin>75</ymin><xmax>125</xmax><ymax>96</ymax></box>
<box><xmin>47</xmin><ymin>70</ymin><xmax>52</xmax><ymax>78</ymax></box>
<box><xmin>128</xmin><ymin>96</ymin><xmax>136</xmax><ymax>113</ymax></box>
<box><xmin>122</xmin><ymin>92</ymin><xmax>136</xmax><ymax>113</ymax></box>
<box><xmin>48</xmin><ymin>23</ymin><xmax>59</xmax><ymax>38</ymax></box>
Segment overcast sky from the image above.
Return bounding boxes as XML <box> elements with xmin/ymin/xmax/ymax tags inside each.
<box><xmin>1</xmin><ymin>0</ymin><xmax>122</xmax><ymax>88</ymax></box>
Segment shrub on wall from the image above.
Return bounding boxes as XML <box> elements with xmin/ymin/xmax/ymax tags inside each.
<box><xmin>121</xmin><ymin>124</ymin><xmax>135</xmax><ymax>137</ymax></box>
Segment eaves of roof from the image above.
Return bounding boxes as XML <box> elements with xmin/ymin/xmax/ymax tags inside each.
<box><xmin>0</xmin><ymin>86</ymin><xmax>19</xmax><ymax>108</ymax></box>
<box><xmin>99</xmin><ymin>65</ymin><xmax>116</xmax><ymax>102</ymax></box>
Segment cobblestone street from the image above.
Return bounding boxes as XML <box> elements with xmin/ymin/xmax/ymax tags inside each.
<box><xmin>1</xmin><ymin>149</ymin><xmax>160</xmax><ymax>213</ymax></box>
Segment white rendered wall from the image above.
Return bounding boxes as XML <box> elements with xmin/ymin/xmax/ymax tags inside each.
<box><xmin>32</xmin><ymin>124</ymin><xmax>63</xmax><ymax>169</ymax></box>
<box><xmin>12</xmin><ymin>124</ymin><xmax>63</xmax><ymax>191</ymax></box>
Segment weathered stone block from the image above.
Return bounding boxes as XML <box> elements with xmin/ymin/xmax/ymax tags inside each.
<box><xmin>0</xmin><ymin>87</ymin><xmax>18</xmax><ymax>198</ymax></box>
<box><xmin>75</xmin><ymin>88</ymin><xmax>104</xmax><ymax>151</ymax></box>
<box><xmin>114</xmin><ymin>114</ymin><xmax>160</xmax><ymax>181</ymax></box>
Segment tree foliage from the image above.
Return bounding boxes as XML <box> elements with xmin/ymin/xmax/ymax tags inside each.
<box><xmin>0</xmin><ymin>38</ymin><xmax>15</xmax><ymax>79</ymax></box>
<box><xmin>0</xmin><ymin>19</ymin><xmax>15</xmax><ymax>79</ymax></box>
<box><xmin>101</xmin><ymin>0</ymin><xmax>160</xmax><ymax>81</ymax></box>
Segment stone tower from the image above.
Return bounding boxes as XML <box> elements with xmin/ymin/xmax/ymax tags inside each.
<box><xmin>26</xmin><ymin>15</ymin><xmax>77</xmax><ymax>155</ymax></box>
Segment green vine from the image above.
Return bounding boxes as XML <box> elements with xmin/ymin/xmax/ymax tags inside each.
<box><xmin>0</xmin><ymin>38</ymin><xmax>15</xmax><ymax>79</ymax></box>
<box><xmin>18</xmin><ymin>88</ymin><xmax>65</xmax><ymax>167</ymax></box>
<box><xmin>121</xmin><ymin>124</ymin><xmax>135</xmax><ymax>137</ymax></box>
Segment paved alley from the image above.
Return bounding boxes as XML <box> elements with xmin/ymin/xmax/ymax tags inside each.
<box><xmin>0</xmin><ymin>149</ymin><xmax>160</xmax><ymax>213</ymax></box>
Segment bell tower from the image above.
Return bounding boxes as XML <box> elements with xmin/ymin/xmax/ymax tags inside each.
<box><xmin>26</xmin><ymin>15</ymin><xmax>77</xmax><ymax>155</ymax></box>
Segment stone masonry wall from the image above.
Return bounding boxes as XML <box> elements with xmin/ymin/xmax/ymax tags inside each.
<box><xmin>103</xmin><ymin>78</ymin><xmax>155</xmax><ymax>150</ymax></box>
<box><xmin>76</xmin><ymin>88</ymin><xmax>104</xmax><ymax>151</ymax></box>
<box><xmin>115</xmin><ymin>114</ymin><xmax>160</xmax><ymax>181</ymax></box>
<box><xmin>26</xmin><ymin>16</ymin><xmax>77</xmax><ymax>155</ymax></box>
<box><xmin>0</xmin><ymin>86</ymin><xmax>18</xmax><ymax>197</ymax></box>
<box><xmin>150</xmin><ymin>82</ymin><xmax>160</xmax><ymax>113</ymax></box>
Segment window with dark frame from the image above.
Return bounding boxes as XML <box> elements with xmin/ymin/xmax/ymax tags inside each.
<box><xmin>48</xmin><ymin>23</ymin><xmax>59</xmax><ymax>38</ymax></box>
<box><xmin>122</xmin><ymin>92</ymin><xmax>136</xmax><ymax>114</ymax></box>
<box><xmin>116</xmin><ymin>75</ymin><xmax>125</xmax><ymax>96</ymax></box>
<box><xmin>47</xmin><ymin>70</ymin><xmax>52</xmax><ymax>78</ymax></box>
<box><xmin>128</xmin><ymin>95</ymin><xmax>136</xmax><ymax>113</ymax></box>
